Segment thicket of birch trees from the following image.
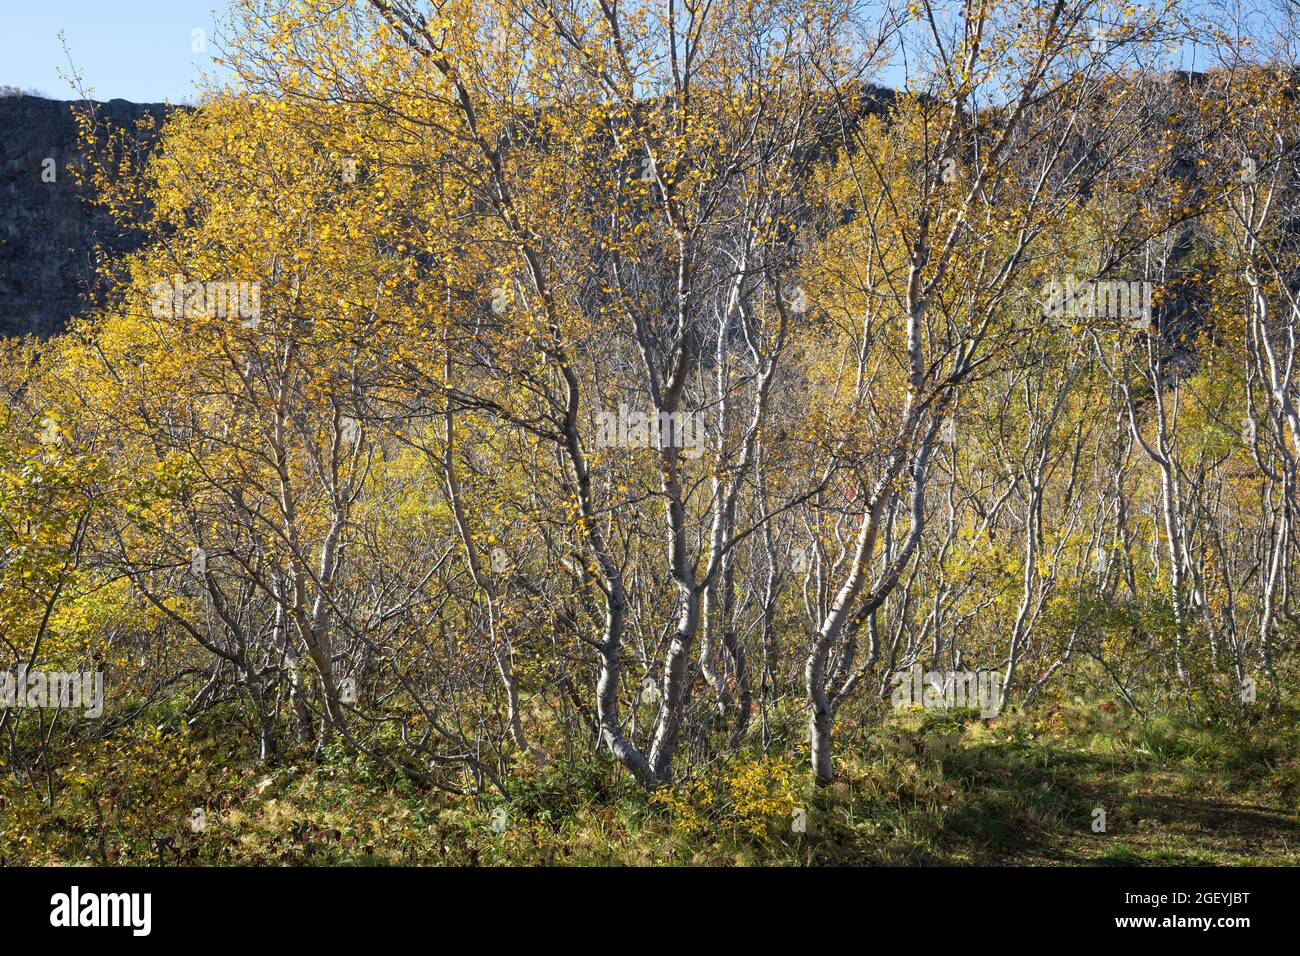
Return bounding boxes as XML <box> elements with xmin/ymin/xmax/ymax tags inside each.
<box><xmin>3</xmin><ymin>0</ymin><xmax>1299</xmax><ymax>798</ymax></box>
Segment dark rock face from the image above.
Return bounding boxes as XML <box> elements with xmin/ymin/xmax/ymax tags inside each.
<box><xmin>0</xmin><ymin>95</ymin><xmax>170</xmax><ymax>338</ymax></box>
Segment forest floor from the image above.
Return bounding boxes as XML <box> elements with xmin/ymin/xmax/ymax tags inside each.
<box><xmin>4</xmin><ymin>699</ymin><xmax>1298</xmax><ymax>865</ymax></box>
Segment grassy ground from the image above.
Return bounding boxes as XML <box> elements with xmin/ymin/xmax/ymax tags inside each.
<box><xmin>3</xmin><ymin>700</ymin><xmax>1298</xmax><ymax>865</ymax></box>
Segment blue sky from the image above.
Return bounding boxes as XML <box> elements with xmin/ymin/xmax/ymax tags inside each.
<box><xmin>1</xmin><ymin>1</ymin><xmax>233</xmax><ymax>103</ymax></box>
<box><xmin>1</xmin><ymin>1</ymin><xmax>1221</xmax><ymax>104</ymax></box>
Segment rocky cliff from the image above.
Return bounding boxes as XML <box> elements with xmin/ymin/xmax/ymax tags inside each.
<box><xmin>0</xmin><ymin>95</ymin><xmax>170</xmax><ymax>338</ymax></box>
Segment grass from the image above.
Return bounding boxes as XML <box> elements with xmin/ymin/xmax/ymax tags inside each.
<box><xmin>3</xmin><ymin>699</ymin><xmax>1298</xmax><ymax>865</ymax></box>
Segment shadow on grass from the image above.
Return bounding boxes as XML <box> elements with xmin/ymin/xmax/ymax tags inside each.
<box><xmin>948</xmin><ymin>742</ymin><xmax>1300</xmax><ymax>865</ymax></box>
<box><xmin>801</xmin><ymin>732</ymin><xmax>1300</xmax><ymax>865</ymax></box>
